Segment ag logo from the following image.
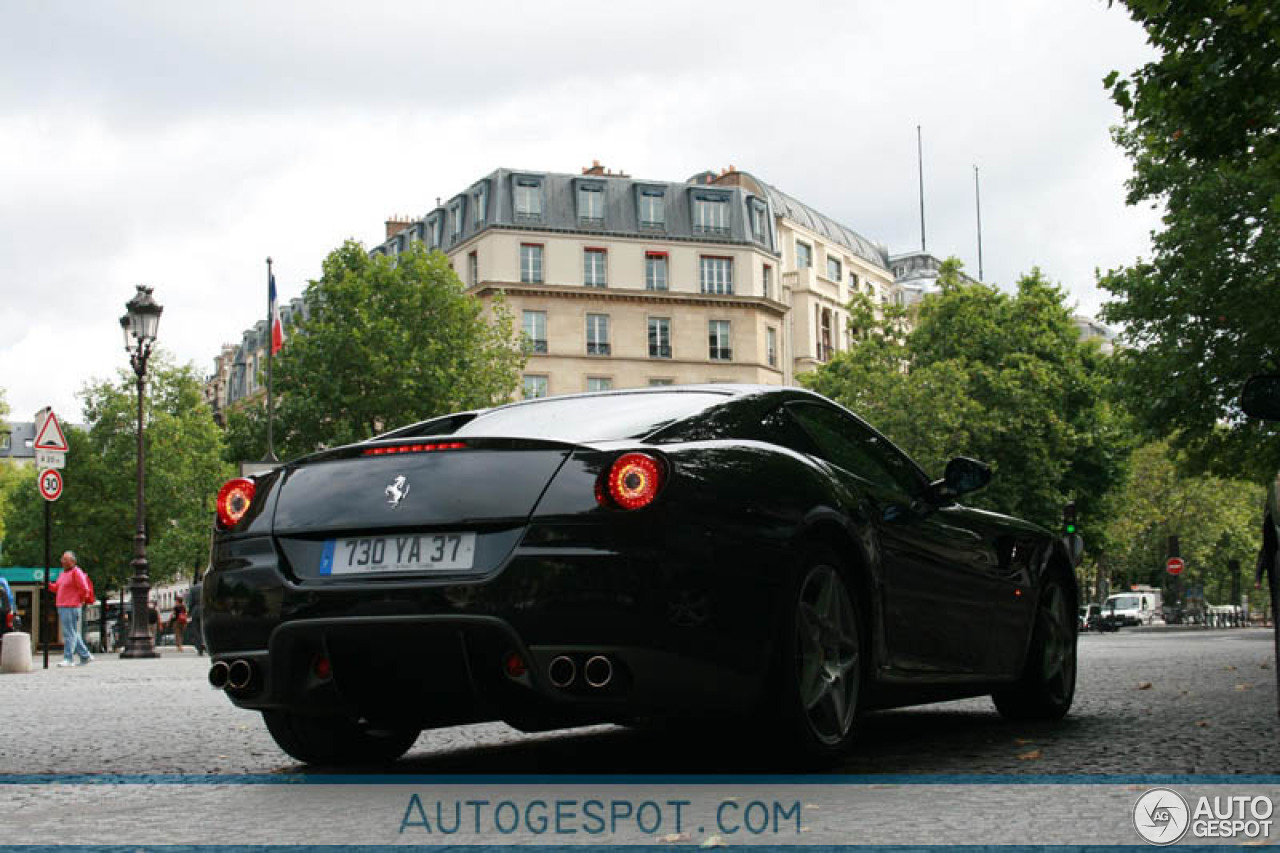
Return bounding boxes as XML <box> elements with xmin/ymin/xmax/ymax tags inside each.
<box><xmin>1134</xmin><ymin>787</ymin><xmax>1190</xmax><ymax>845</ymax></box>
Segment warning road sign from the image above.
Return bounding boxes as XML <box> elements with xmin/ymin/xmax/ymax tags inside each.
<box><xmin>38</xmin><ymin>468</ymin><xmax>63</xmax><ymax>502</ymax></box>
<box><xmin>33</xmin><ymin>412</ymin><xmax>69</xmax><ymax>452</ymax></box>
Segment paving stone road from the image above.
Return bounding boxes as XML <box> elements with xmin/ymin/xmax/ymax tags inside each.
<box><xmin>2</xmin><ymin>629</ymin><xmax>1276</xmax><ymax>776</ymax></box>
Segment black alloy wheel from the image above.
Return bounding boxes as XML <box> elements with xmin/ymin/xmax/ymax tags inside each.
<box><xmin>262</xmin><ymin>710</ymin><xmax>421</xmax><ymax>766</ymax></box>
<box><xmin>779</xmin><ymin>548</ymin><xmax>863</xmax><ymax>759</ymax></box>
<box><xmin>993</xmin><ymin>573</ymin><xmax>1077</xmax><ymax>720</ymax></box>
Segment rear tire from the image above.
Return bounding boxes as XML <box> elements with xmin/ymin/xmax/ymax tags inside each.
<box><xmin>774</xmin><ymin>546</ymin><xmax>864</xmax><ymax>761</ymax></box>
<box><xmin>993</xmin><ymin>573</ymin><xmax>1076</xmax><ymax>721</ymax></box>
<box><xmin>262</xmin><ymin>711</ymin><xmax>420</xmax><ymax>765</ymax></box>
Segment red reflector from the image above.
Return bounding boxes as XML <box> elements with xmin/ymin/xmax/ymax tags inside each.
<box><xmin>216</xmin><ymin>478</ymin><xmax>256</xmax><ymax>529</ymax></box>
<box><xmin>602</xmin><ymin>453</ymin><xmax>663</xmax><ymax>510</ymax></box>
<box><xmin>362</xmin><ymin>442</ymin><xmax>466</xmax><ymax>456</ymax></box>
<box><xmin>313</xmin><ymin>655</ymin><xmax>332</xmax><ymax>680</ymax></box>
<box><xmin>504</xmin><ymin>652</ymin><xmax>527</xmax><ymax>678</ymax></box>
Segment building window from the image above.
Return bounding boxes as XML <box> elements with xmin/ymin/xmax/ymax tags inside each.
<box><xmin>468</xmin><ymin>251</ymin><xmax>478</xmax><ymax>287</ymax></box>
<box><xmin>584</xmin><ymin>248</ymin><xmax>608</xmax><ymax>287</ymax></box>
<box><xmin>796</xmin><ymin>241</ymin><xmax>813</xmax><ymax>268</ymax></box>
<box><xmin>648</xmin><ymin>317</ymin><xmax>672</xmax><ymax>359</ymax></box>
<box><xmin>472</xmin><ymin>183</ymin><xmax>488</xmax><ymax>226</ymax></box>
<box><xmin>709</xmin><ymin>320</ymin><xmax>732</xmax><ymax>361</ymax></box>
<box><xmin>645</xmin><ymin>252</ymin><xmax>668</xmax><ymax>291</ymax></box>
<box><xmin>649</xmin><ymin>378</ymin><xmax>673</xmax><ymax>386</ymax></box>
<box><xmin>523</xmin><ymin>375</ymin><xmax>548</xmax><ymax>399</ymax></box>
<box><xmin>522</xmin><ymin>310</ymin><xmax>547</xmax><ymax>354</ymax></box>
<box><xmin>700</xmin><ymin>256</ymin><xmax>733</xmax><ymax>295</ymax></box>
<box><xmin>763</xmin><ymin>264</ymin><xmax>773</xmax><ymax>300</ymax></box>
<box><xmin>577</xmin><ymin>183</ymin><xmax>604</xmax><ymax>225</ymax></box>
<box><xmin>520</xmin><ymin>243</ymin><xmax>543</xmax><ymax>284</ymax></box>
<box><xmin>692</xmin><ymin>193</ymin><xmax>730</xmax><ymax>235</ymax></box>
<box><xmin>429</xmin><ymin>214</ymin><xmax>443</xmax><ymax>249</ymax></box>
<box><xmin>750</xmin><ymin>198</ymin><xmax>769</xmax><ymax>242</ymax></box>
<box><xmin>849</xmin><ymin>272</ymin><xmax>859</xmax><ymax>292</ymax></box>
<box><xmin>639</xmin><ymin>188</ymin><xmax>666</xmax><ymax>229</ymax></box>
<box><xmin>587</xmin><ymin>377</ymin><xmax>613</xmax><ymax>392</ymax></box>
<box><xmin>827</xmin><ymin>256</ymin><xmax>842</xmax><ymax>282</ymax></box>
<box><xmin>819</xmin><ymin>308</ymin><xmax>834</xmax><ymax>362</ymax></box>
<box><xmin>767</xmin><ymin>327</ymin><xmax>777</xmax><ymax>367</ymax></box>
<box><xmin>514</xmin><ymin>177</ymin><xmax>543</xmax><ymax>221</ymax></box>
<box><xmin>586</xmin><ymin>313</ymin><xmax>611</xmax><ymax>356</ymax></box>
<box><xmin>449</xmin><ymin>201</ymin><xmax>465</xmax><ymax>243</ymax></box>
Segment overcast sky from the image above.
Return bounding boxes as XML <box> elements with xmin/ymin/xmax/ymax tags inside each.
<box><xmin>0</xmin><ymin>0</ymin><xmax>1159</xmax><ymax>423</ymax></box>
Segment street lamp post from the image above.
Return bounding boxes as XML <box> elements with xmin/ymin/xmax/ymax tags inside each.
<box><xmin>119</xmin><ymin>285</ymin><xmax>163</xmax><ymax>659</ymax></box>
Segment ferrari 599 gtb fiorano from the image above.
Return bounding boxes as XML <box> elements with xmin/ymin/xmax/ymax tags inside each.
<box><xmin>204</xmin><ymin>385</ymin><xmax>1077</xmax><ymax>765</ymax></box>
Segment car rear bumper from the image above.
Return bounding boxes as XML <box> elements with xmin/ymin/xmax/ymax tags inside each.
<box><xmin>204</xmin><ymin>528</ymin><xmax>781</xmax><ymax>728</ymax></box>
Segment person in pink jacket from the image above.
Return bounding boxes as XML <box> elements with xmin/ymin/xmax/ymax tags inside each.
<box><xmin>49</xmin><ymin>550</ymin><xmax>93</xmax><ymax>667</ymax></box>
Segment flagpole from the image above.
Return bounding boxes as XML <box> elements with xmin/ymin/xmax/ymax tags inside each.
<box><xmin>265</xmin><ymin>256</ymin><xmax>278</xmax><ymax>463</ymax></box>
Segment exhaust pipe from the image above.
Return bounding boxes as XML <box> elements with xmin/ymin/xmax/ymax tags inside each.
<box><xmin>584</xmin><ymin>655</ymin><xmax>613</xmax><ymax>688</ymax></box>
<box><xmin>227</xmin><ymin>658</ymin><xmax>254</xmax><ymax>691</ymax></box>
<box><xmin>548</xmin><ymin>655</ymin><xmax>576</xmax><ymax>688</ymax></box>
<box><xmin>208</xmin><ymin>660</ymin><xmax>230</xmax><ymax>689</ymax></box>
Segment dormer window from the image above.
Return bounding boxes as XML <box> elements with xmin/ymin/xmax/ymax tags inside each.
<box><xmin>749</xmin><ymin>197</ymin><xmax>770</xmax><ymax>245</ymax></box>
<box><xmin>514</xmin><ymin>176</ymin><xmax>543</xmax><ymax>222</ymax></box>
<box><xmin>449</xmin><ymin>199</ymin><xmax>465</xmax><ymax>243</ymax></box>
<box><xmin>472</xmin><ymin>182</ymin><xmax>489</xmax><ymax>227</ymax></box>
<box><xmin>638</xmin><ymin>187</ymin><xmax>666</xmax><ymax>229</ymax></box>
<box><xmin>692</xmin><ymin>192</ymin><xmax>730</xmax><ymax>235</ymax></box>
<box><xmin>428</xmin><ymin>213</ymin><xmax>444</xmax><ymax>249</ymax></box>
<box><xmin>577</xmin><ymin>182</ymin><xmax>604</xmax><ymax>226</ymax></box>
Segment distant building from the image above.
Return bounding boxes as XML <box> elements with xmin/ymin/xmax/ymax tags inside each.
<box><xmin>0</xmin><ymin>422</ymin><xmax>36</xmax><ymax>465</ymax></box>
<box><xmin>1072</xmin><ymin>314</ymin><xmax>1118</xmax><ymax>354</ymax></box>
<box><xmin>888</xmin><ymin>250</ymin><xmax>981</xmax><ymax>308</ymax></box>
<box><xmin>204</xmin><ymin>297</ymin><xmax>308</xmax><ymax>423</ymax></box>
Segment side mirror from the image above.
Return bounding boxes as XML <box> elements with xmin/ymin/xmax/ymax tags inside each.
<box><xmin>924</xmin><ymin>456</ymin><xmax>992</xmax><ymax>505</ymax></box>
<box><xmin>1242</xmin><ymin>374</ymin><xmax>1280</xmax><ymax>421</ymax></box>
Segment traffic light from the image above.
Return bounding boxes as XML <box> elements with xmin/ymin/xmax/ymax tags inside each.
<box><xmin>1063</xmin><ymin>501</ymin><xmax>1078</xmax><ymax>535</ymax></box>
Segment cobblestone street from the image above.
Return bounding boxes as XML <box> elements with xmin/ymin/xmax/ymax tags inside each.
<box><xmin>3</xmin><ymin>629</ymin><xmax>1276</xmax><ymax>776</ymax></box>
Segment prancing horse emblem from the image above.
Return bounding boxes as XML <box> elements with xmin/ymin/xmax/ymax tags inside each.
<box><xmin>385</xmin><ymin>475</ymin><xmax>410</xmax><ymax>509</ymax></box>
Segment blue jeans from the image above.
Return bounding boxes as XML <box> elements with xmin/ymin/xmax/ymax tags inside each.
<box><xmin>58</xmin><ymin>606</ymin><xmax>91</xmax><ymax>662</ymax></box>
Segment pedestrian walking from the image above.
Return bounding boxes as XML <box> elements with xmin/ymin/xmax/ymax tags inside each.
<box><xmin>187</xmin><ymin>577</ymin><xmax>205</xmax><ymax>656</ymax></box>
<box><xmin>147</xmin><ymin>600</ymin><xmax>159</xmax><ymax>641</ymax></box>
<box><xmin>170</xmin><ymin>595</ymin><xmax>188</xmax><ymax>652</ymax></box>
<box><xmin>48</xmin><ymin>551</ymin><xmax>94</xmax><ymax>667</ymax></box>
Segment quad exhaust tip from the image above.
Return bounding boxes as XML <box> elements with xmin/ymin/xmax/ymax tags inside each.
<box><xmin>227</xmin><ymin>659</ymin><xmax>254</xmax><ymax>690</ymax></box>
<box><xmin>208</xmin><ymin>660</ymin><xmax>230</xmax><ymax>689</ymax></box>
<box><xmin>584</xmin><ymin>655</ymin><xmax>613</xmax><ymax>688</ymax></box>
<box><xmin>548</xmin><ymin>655</ymin><xmax>576</xmax><ymax>688</ymax></box>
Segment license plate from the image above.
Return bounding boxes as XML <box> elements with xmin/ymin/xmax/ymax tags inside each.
<box><xmin>319</xmin><ymin>533</ymin><xmax>477</xmax><ymax>575</ymax></box>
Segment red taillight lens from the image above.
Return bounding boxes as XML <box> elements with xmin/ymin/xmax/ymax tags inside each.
<box><xmin>4</xmin><ymin>612</ymin><xmax>11</xmax><ymax>630</ymax></box>
<box><xmin>601</xmin><ymin>453</ymin><xmax>663</xmax><ymax>510</ymax></box>
<box><xmin>361</xmin><ymin>442</ymin><xmax>466</xmax><ymax>457</ymax></box>
<box><xmin>216</xmin><ymin>478</ymin><xmax>256</xmax><ymax>529</ymax></box>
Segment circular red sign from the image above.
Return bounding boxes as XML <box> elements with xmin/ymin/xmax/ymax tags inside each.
<box><xmin>1166</xmin><ymin>556</ymin><xmax>1185</xmax><ymax>575</ymax></box>
<box><xmin>38</xmin><ymin>468</ymin><xmax>63</xmax><ymax>502</ymax></box>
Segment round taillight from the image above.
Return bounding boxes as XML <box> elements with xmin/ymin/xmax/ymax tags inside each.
<box><xmin>216</xmin><ymin>478</ymin><xmax>256</xmax><ymax>529</ymax></box>
<box><xmin>603</xmin><ymin>453</ymin><xmax>663</xmax><ymax>511</ymax></box>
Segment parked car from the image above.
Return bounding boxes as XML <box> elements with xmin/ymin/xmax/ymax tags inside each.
<box><xmin>204</xmin><ymin>385</ymin><xmax>1079</xmax><ymax>765</ymax></box>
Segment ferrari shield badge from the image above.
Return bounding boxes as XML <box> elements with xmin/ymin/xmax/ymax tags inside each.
<box><xmin>385</xmin><ymin>475</ymin><xmax>410</xmax><ymax>509</ymax></box>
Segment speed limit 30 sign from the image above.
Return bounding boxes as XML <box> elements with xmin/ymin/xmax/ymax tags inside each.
<box><xmin>38</xmin><ymin>468</ymin><xmax>63</xmax><ymax>502</ymax></box>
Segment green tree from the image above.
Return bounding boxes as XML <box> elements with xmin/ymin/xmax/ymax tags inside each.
<box><xmin>1100</xmin><ymin>0</ymin><xmax>1280</xmax><ymax>477</ymax></box>
<box><xmin>1</xmin><ymin>358</ymin><xmax>232</xmax><ymax>593</ymax></box>
<box><xmin>804</xmin><ymin>261</ymin><xmax>1130</xmax><ymax>531</ymax></box>
<box><xmin>1102</xmin><ymin>439</ymin><xmax>1266</xmax><ymax>611</ymax></box>
<box><xmin>236</xmin><ymin>240</ymin><xmax>524</xmax><ymax>459</ymax></box>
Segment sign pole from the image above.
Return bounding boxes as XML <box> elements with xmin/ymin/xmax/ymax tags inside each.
<box><xmin>42</xmin><ymin>500</ymin><xmax>50</xmax><ymax>670</ymax></box>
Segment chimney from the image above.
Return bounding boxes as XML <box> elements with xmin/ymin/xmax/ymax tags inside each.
<box><xmin>385</xmin><ymin>215</ymin><xmax>415</xmax><ymax>241</ymax></box>
<box><xmin>582</xmin><ymin>160</ymin><xmax>606</xmax><ymax>176</ymax></box>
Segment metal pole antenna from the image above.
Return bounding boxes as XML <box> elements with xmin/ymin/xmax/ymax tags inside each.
<box><xmin>974</xmin><ymin>165</ymin><xmax>984</xmax><ymax>281</ymax></box>
<box><xmin>266</xmin><ymin>256</ymin><xmax>278</xmax><ymax>463</ymax></box>
<box><xmin>917</xmin><ymin>125</ymin><xmax>926</xmax><ymax>253</ymax></box>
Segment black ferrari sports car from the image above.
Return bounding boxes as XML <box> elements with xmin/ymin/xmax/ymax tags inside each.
<box><xmin>204</xmin><ymin>385</ymin><xmax>1077</xmax><ymax>765</ymax></box>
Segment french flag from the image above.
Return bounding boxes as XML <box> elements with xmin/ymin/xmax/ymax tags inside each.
<box><xmin>270</xmin><ymin>271</ymin><xmax>285</xmax><ymax>355</ymax></box>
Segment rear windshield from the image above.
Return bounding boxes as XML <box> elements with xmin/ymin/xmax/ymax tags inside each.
<box><xmin>452</xmin><ymin>392</ymin><xmax>729</xmax><ymax>441</ymax></box>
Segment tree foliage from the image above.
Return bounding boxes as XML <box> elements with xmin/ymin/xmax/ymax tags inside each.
<box><xmin>1100</xmin><ymin>0</ymin><xmax>1280</xmax><ymax>477</ymax></box>
<box><xmin>0</xmin><ymin>358</ymin><xmax>232</xmax><ymax>593</ymax></box>
<box><xmin>804</xmin><ymin>261</ymin><xmax>1130</xmax><ymax>531</ymax></box>
<box><xmin>1101</xmin><ymin>439</ymin><xmax>1267</xmax><ymax>611</ymax></box>
<box><xmin>227</xmin><ymin>240</ymin><xmax>525</xmax><ymax>460</ymax></box>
